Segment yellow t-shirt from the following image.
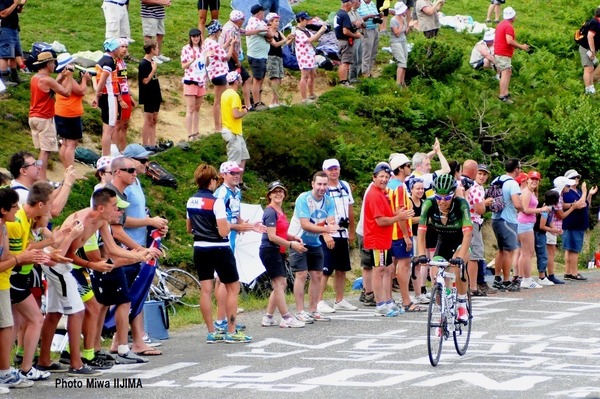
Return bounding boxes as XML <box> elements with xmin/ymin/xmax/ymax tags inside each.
<box><xmin>4</xmin><ymin>207</ymin><xmax>33</xmax><ymax>288</ymax></box>
<box><xmin>220</xmin><ymin>88</ymin><xmax>243</xmax><ymax>135</ymax></box>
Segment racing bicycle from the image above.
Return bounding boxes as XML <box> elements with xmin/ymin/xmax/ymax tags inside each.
<box><xmin>148</xmin><ymin>266</ymin><xmax>201</xmax><ymax>315</ymax></box>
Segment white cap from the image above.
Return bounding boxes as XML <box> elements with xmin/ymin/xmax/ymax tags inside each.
<box><xmin>220</xmin><ymin>161</ymin><xmax>244</xmax><ymax>173</ymax></box>
<box><xmin>483</xmin><ymin>30</ymin><xmax>495</xmax><ymax>41</ymax></box>
<box><xmin>322</xmin><ymin>159</ymin><xmax>340</xmax><ymax>170</ymax></box>
<box><xmin>503</xmin><ymin>7</ymin><xmax>516</xmax><ymax>20</ymax></box>
<box><xmin>390</xmin><ymin>154</ymin><xmax>411</xmax><ymax>171</ymax></box>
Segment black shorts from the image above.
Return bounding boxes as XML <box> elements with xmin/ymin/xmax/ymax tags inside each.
<box><xmin>211</xmin><ymin>74</ymin><xmax>227</xmax><ymax>86</ymax></box>
<box><xmin>142</xmin><ymin>101</ymin><xmax>161</xmax><ymax>113</ymax></box>
<box><xmin>90</xmin><ymin>268</ymin><xmax>131</xmax><ymax>306</ymax></box>
<box><xmin>321</xmin><ymin>236</ymin><xmax>352</xmax><ymax>276</ymax></box>
<box><xmin>357</xmin><ymin>234</ymin><xmax>374</xmax><ymax>269</ymax></box>
<box><xmin>376</xmin><ymin>0</ymin><xmax>389</xmax><ymax>16</ymax></box>
<box><xmin>289</xmin><ymin>245</ymin><xmax>324</xmax><ymax>273</ymax></box>
<box><xmin>434</xmin><ymin>234</ymin><xmax>463</xmax><ymax>261</ymax></box>
<box><xmin>10</xmin><ymin>272</ymin><xmax>32</xmax><ymax>305</ymax></box>
<box><xmin>426</xmin><ymin>225</ymin><xmax>438</xmax><ymax>249</ymax></box>
<box><xmin>98</xmin><ymin>94</ymin><xmax>114</xmax><ymax>125</ymax></box>
<box><xmin>259</xmin><ymin>246</ymin><xmax>287</xmax><ymax>279</ymax></box>
<box><xmin>193</xmin><ymin>246</ymin><xmax>239</xmax><ymax>284</ymax></box>
<box><xmin>247</xmin><ymin>56</ymin><xmax>267</xmax><ymax>80</ymax></box>
<box><xmin>54</xmin><ymin>115</ymin><xmax>83</xmax><ymax>140</ymax></box>
<box><xmin>197</xmin><ymin>0</ymin><xmax>220</xmax><ymax>11</ymax></box>
<box><xmin>227</xmin><ymin>59</ymin><xmax>251</xmax><ymax>82</ymax></box>
<box><xmin>71</xmin><ymin>267</ymin><xmax>95</xmax><ymax>302</ymax></box>
<box><xmin>30</xmin><ymin>265</ymin><xmax>44</xmax><ymax>300</ymax></box>
<box><xmin>121</xmin><ymin>263</ymin><xmax>141</xmax><ymax>288</ymax></box>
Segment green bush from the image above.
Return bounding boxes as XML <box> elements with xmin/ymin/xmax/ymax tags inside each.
<box><xmin>407</xmin><ymin>39</ymin><xmax>463</xmax><ymax>81</ymax></box>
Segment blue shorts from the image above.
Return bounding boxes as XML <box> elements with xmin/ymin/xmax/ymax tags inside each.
<box><xmin>247</xmin><ymin>56</ymin><xmax>267</xmax><ymax>80</ymax></box>
<box><xmin>562</xmin><ymin>229</ymin><xmax>584</xmax><ymax>253</ymax></box>
<box><xmin>492</xmin><ymin>218</ymin><xmax>519</xmax><ymax>251</ymax></box>
<box><xmin>0</xmin><ymin>28</ymin><xmax>23</xmax><ymax>59</ymax></box>
<box><xmin>517</xmin><ymin>222</ymin><xmax>534</xmax><ymax>234</ymax></box>
<box><xmin>391</xmin><ymin>238</ymin><xmax>413</xmax><ymax>259</ymax></box>
<box><xmin>90</xmin><ymin>267</ymin><xmax>131</xmax><ymax>306</ymax></box>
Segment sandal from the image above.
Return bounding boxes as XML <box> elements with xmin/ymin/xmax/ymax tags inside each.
<box><xmin>404</xmin><ymin>302</ymin><xmax>426</xmax><ymax>313</ymax></box>
<box><xmin>188</xmin><ymin>132</ymin><xmax>200</xmax><ymax>141</ymax></box>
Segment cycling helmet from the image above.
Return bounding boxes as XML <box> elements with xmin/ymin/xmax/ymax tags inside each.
<box><xmin>434</xmin><ymin>173</ymin><xmax>457</xmax><ymax>195</ymax></box>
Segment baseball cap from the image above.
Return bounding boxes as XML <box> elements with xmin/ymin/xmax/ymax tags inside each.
<box><xmin>564</xmin><ymin>169</ymin><xmax>581</xmax><ymax>179</ymax></box>
<box><xmin>123</xmin><ymin>144</ymin><xmax>153</xmax><ymax>159</ymax></box>
<box><xmin>220</xmin><ymin>161</ymin><xmax>244</xmax><ymax>174</ymax></box>
<box><xmin>553</xmin><ymin>176</ymin><xmax>576</xmax><ymax>192</ymax></box>
<box><xmin>528</xmin><ymin>170</ymin><xmax>542</xmax><ymax>180</ymax></box>
<box><xmin>322</xmin><ymin>159</ymin><xmax>340</xmax><ymax>170</ymax></box>
<box><xmin>206</xmin><ymin>20</ymin><xmax>223</xmax><ymax>35</ymax></box>
<box><xmin>295</xmin><ymin>11</ymin><xmax>311</xmax><ymax>21</ymax></box>
<box><xmin>96</xmin><ymin>156</ymin><xmax>113</xmax><ymax>171</ymax></box>
<box><xmin>189</xmin><ymin>28</ymin><xmax>201</xmax><ymax>36</ymax></box>
<box><xmin>267</xmin><ymin>180</ymin><xmax>287</xmax><ymax>194</ymax></box>
<box><xmin>477</xmin><ymin>164</ymin><xmax>490</xmax><ymax>173</ymax></box>
<box><xmin>515</xmin><ymin>172</ymin><xmax>528</xmax><ymax>185</ymax></box>
<box><xmin>116</xmin><ymin>196</ymin><xmax>130</xmax><ymax>209</ymax></box>
<box><xmin>373</xmin><ymin>162</ymin><xmax>392</xmax><ymax>175</ymax></box>
<box><xmin>266</xmin><ymin>13</ymin><xmax>280</xmax><ymax>22</ymax></box>
<box><xmin>390</xmin><ymin>153</ymin><xmax>410</xmax><ymax>171</ymax></box>
<box><xmin>503</xmin><ymin>7</ymin><xmax>516</xmax><ymax>20</ymax></box>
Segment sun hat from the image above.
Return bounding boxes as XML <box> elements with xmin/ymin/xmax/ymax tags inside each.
<box><xmin>483</xmin><ymin>30</ymin><xmax>495</xmax><ymax>42</ymax></box>
<box><xmin>206</xmin><ymin>20</ymin><xmax>223</xmax><ymax>35</ymax></box>
<box><xmin>528</xmin><ymin>170</ymin><xmax>542</xmax><ymax>180</ymax></box>
<box><xmin>564</xmin><ymin>169</ymin><xmax>581</xmax><ymax>179</ymax></box>
<box><xmin>389</xmin><ymin>154</ymin><xmax>411</xmax><ymax>171</ymax></box>
<box><xmin>220</xmin><ymin>161</ymin><xmax>244</xmax><ymax>174</ymax></box>
<box><xmin>266</xmin><ymin>13</ymin><xmax>280</xmax><ymax>22</ymax></box>
<box><xmin>55</xmin><ymin>53</ymin><xmax>74</xmax><ymax>72</ymax></box>
<box><xmin>32</xmin><ymin>51</ymin><xmax>56</xmax><ymax>65</ymax></box>
<box><xmin>226</xmin><ymin>71</ymin><xmax>240</xmax><ymax>83</ymax></box>
<box><xmin>553</xmin><ymin>176</ymin><xmax>576</xmax><ymax>192</ymax></box>
<box><xmin>322</xmin><ymin>159</ymin><xmax>340</xmax><ymax>170</ymax></box>
<box><xmin>373</xmin><ymin>162</ymin><xmax>392</xmax><ymax>175</ymax></box>
<box><xmin>503</xmin><ymin>7</ymin><xmax>516</xmax><ymax>20</ymax></box>
<box><xmin>230</xmin><ymin>10</ymin><xmax>245</xmax><ymax>21</ymax></box>
<box><xmin>103</xmin><ymin>38</ymin><xmax>120</xmax><ymax>52</ymax></box>
<box><xmin>393</xmin><ymin>2</ymin><xmax>408</xmax><ymax>15</ymax></box>
<box><xmin>96</xmin><ymin>156</ymin><xmax>113</xmax><ymax>171</ymax></box>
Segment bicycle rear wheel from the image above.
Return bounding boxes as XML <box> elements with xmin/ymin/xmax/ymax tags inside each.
<box><xmin>164</xmin><ymin>268</ymin><xmax>201</xmax><ymax>308</ymax></box>
<box><xmin>427</xmin><ymin>284</ymin><xmax>445</xmax><ymax>367</ymax></box>
<box><xmin>454</xmin><ymin>288</ymin><xmax>472</xmax><ymax>356</ymax></box>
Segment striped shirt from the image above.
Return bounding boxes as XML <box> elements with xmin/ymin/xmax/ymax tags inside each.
<box><xmin>140</xmin><ymin>1</ymin><xmax>165</xmax><ymax>19</ymax></box>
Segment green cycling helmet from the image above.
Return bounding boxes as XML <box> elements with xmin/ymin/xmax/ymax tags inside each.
<box><xmin>434</xmin><ymin>173</ymin><xmax>457</xmax><ymax>195</ymax></box>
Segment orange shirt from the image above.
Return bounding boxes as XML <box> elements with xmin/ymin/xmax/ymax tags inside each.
<box><xmin>55</xmin><ymin>85</ymin><xmax>84</xmax><ymax>118</ymax></box>
<box><xmin>29</xmin><ymin>75</ymin><xmax>55</xmax><ymax>119</ymax></box>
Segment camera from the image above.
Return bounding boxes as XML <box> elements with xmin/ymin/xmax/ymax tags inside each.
<box><xmin>338</xmin><ymin>217</ymin><xmax>350</xmax><ymax>229</ymax></box>
<box><xmin>373</xmin><ymin>17</ymin><xmax>383</xmax><ymax>24</ymax></box>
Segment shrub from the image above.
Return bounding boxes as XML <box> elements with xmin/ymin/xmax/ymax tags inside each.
<box><xmin>407</xmin><ymin>39</ymin><xmax>463</xmax><ymax>81</ymax></box>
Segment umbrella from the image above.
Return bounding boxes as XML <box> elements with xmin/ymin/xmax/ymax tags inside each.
<box><xmin>234</xmin><ymin>203</ymin><xmax>266</xmax><ymax>284</ymax></box>
<box><xmin>231</xmin><ymin>0</ymin><xmax>296</xmax><ymax>29</ymax></box>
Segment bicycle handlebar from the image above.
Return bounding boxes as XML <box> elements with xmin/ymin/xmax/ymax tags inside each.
<box><xmin>410</xmin><ymin>258</ymin><xmax>467</xmax><ymax>282</ymax></box>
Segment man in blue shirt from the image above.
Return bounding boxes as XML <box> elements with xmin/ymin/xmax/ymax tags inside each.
<box><xmin>334</xmin><ymin>0</ymin><xmax>362</xmax><ymax>87</ymax></box>
<box><xmin>288</xmin><ymin>171</ymin><xmax>338</xmax><ymax>323</ymax></box>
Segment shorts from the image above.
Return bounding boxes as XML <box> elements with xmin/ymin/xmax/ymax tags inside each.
<box><xmin>338</xmin><ymin>40</ymin><xmax>354</xmax><ymax>64</ymax></box>
<box><xmin>546</xmin><ymin>232</ymin><xmax>557</xmax><ymax>245</ymax></box>
<box><xmin>119</xmin><ymin>93</ymin><xmax>133</xmax><ymax>120</ymax></box>
<box><xmin>0</xmin><ymin>27</ymin><xmax>23</xmax><ymax>58</ymax></box>
<box><xmin>369</xmin><ymin>249</ymin><xmax>393</xmax><ymax>267</ymax></box>
<box><xmin>98</xmin><ymin>94</ymin><xmax>117</xmax><ymax>126</ymax></box>
<box><xmin>376</xmin><ymin>0</ymin><xmax>390</xmax><ymax>16</ymax></box>
<box><xmin>562</xmin><ymin>229</ymin><xmax>584</xmax><ymax>253</ymax></box>
<box><xmin>143</xmin><ymin>101</ymin><xmax>161</xmax><ymax>113</ymax></box>
<box><xmin>43</xmin><ymin>264</ymin><xmax>85</xmax><ymax>315</ymax></box>
<box><xmin>228</xmin><ymin>59</ymin><xmax>251</xmax><ymax>82</ymax></box>
<box><xmin>0</xmin><ymin>290</ymin><xmax>13</xmax><ymax>328</ymax></box>
<box><xmin>391</xmin><ymin>41</ymin><xmax>407</xmax><ymax>68</ymax></box>
<box><xmin>492</xmin><ymin>218</ymin><xmax>519</xmax><ymax>251</ymax></box>
<box><xmin>54</xmin><ymin>115</ymin><xmax>83</xmax><ymax>141</ymax></box>
<box><xmin>434</xmin><ymin>234</ymin><xmax>464</xmax><ymax>261</ymax></box>
<box><xmin>267</xmin><ymin>55</ymin><xmax>284</xmax><ymax>80</ymax></box>
<box><xmin>247</xmin><ymin>56</ymin><xmax>267</xmax><ymax>80</ymax></box>
<box><xmin>321</xmin><ymin>236</ymin><xmax>351</xmax><ymax>276</ymax></box>
<box><xmin>490</xmin><ymin>0</ymin><xmax>505</xmax><ymax>4</ymax></box>
<box><xmin>211</xmin><ymin>74</ymin><xmax>227</xmax><ymax>86</ymax></box>
<box><xmin>71</xmin><ymin>268</ymin><xmax>95</xmax><ymax>303</ymax></box>
<box><xmin>423</xmin><ymin>29</ymin><xmax>439</xmax><ymax>39</ymax></box>
<box><xmin>121</xmin><ymin>263</ymin><xmax>141</xmax><ymax>287</ymax></box>
<box><xmin>183</xmin><ymin>82</ymin><xmax>207</xmax><ymax>97</ymax></box>
<box><xmin>9</xmin><ymin>271</ymin><xmax>32</xmax><ymax>305</ymax></box>
<box><xmin>222</xmin><ymin>129</ymin><xmax>250</xmax><ymax>164</ymax></box>
<box><xmin>470</xmin><ymin>223</ymin><xmax>485</xmax><ymax>260</ymax></box>
<box><xmin>579</xmin><ymin>46</ymin><xmax>596</xmax><ymax>68</ymax></box>
<box><xmin>197</xmin><ymin>0</ymin><xmax>220</xmax><ymax>11</ymax></box>
<box><xmin>517</xmin><ymin>222</ymin><xmax>534</xmax><ymax>234</ymax></box>
<box><xmin>471</xmin><ymin>59</ymin><xmax>485</xmax><ymax>70</ymax></box>
<box><xmin>30</xmin><ymin>265</ymin><xmax>44</xmax><ymax>300</ymax></box>
<box><xmin>142</xmin><ymin>17</ymin><xmax>165</xmax><ymax>37</ymax></box>
<box><xmin>495</xmin><ymin>55</ymin><xmax>512</xmax><ymax>71</ymax></box>
<box><xmin>426</xmin><ymin>225</ymin><xmax>438</xmax><ymax>250</ymax></box>
<box><xmin>89</xmin><ymin>267</ymin><xmax>131</xmax><ymax>306</ymax></box>
<box><xmin>290</xmin><ymin>245</ymin><xmax>324</xmax><ymax>273</ymax></box>
<box><xmin>102</xmin><ymin>2</ymin><xmax>131</xmax><ymax>40</ymax></box>
<box><xmin>391</xmin><ymin>238</ymin><xmax>413</xmax><ymax>259</ymax></box>
<box><xmin>193</xmin><ymin>245</ymin><xmax>239</xmax><ymax>284</ymax></box>
<box><xmin>357</xmin><ymin>234</ymin><xmax>374</xmax><ymax>269</ymax></box>
<box><xmin>259</xmin><ymin>246</ymin><xmax>287</xmax><ymax>279</ymax></box>
<box><xmin>28</xmin><ymin>117</ymin><xmax>58</xmax><ymax>152</ymax></box>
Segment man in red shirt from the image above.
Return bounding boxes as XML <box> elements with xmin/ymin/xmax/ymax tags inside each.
<box><xmin>494</xmin><ymin>7</ymin><xmax>529</xmax><ymax>104</ymax></box>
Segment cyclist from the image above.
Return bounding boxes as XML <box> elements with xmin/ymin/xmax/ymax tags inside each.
<box><xmin>416</xmin><ymin>173</ymin><xmax>473</xmax><ymax>322</ymax></box>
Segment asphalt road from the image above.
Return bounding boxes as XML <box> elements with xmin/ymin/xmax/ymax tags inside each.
<box><xmin>8</xmin><ymin>271</ymin><xmax>600</xmax><ymax>399</ymax></box>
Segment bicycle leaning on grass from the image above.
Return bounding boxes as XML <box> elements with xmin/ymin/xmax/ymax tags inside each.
<box><xmin>412</xmin><ymin>256</ymin><xmax>473</xmax><ymax>366</ymax></box>
<box><xmin>148</xmin><ymin>265</ymin><xmax>202</xmax><ymax>315</ymax></box>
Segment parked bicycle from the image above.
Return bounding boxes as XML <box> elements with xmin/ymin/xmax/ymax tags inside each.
<box><xmin>412</xmin><ymin>256</ymin><xmax>472</xmax><ymax>366</ymax></box>
<box><xmin>148</xmin><ymin>265</ymin><xmax>201</xmax><ymax>315</ymax></box>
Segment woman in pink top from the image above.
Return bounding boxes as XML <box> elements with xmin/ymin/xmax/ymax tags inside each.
<box><xmin>516</xmin><ymin>170</ymin><xmax>549</xmax><ymax>289</ymax></box>
<box><xmin>181</xmin><ymin>28</ymin><xmax>207</xmax><ymax>141</ymax></box>
<box><xmin>292</xmin><ymin>12</ymin><xmax>327</xmax><ymax>104</ymax></box>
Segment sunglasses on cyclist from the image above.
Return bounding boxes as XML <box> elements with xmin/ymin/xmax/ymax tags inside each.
<box><xmin>434</xmin><ymin>194</ymin><xmax>454</xmax><ymax>201</ymax></box>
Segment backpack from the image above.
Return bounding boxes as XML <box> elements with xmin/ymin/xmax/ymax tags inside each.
<box><xmin>146</xmin><ymin>161</ymin><xmax>177</xmax><ymax>188</ymax></box>
<box><xmin>485</xmin><ymin>176</ymin><xmax>513</xmax><ymax>213</ymax></box>
<box><xmin>575</xmin><ymin>19</ymin><xmax>593</xmax><ymax>46</ymax></box>
<box><xmin>74</xmin><ymin>147</ymin><xmax>101</xmax><ymax>167</ymax></box>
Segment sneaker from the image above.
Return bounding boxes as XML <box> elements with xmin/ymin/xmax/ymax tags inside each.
<box><xmin>334</xmin><ymin>298</ymin><xmax>358</xmax><ymax>311</ymax></box>
<box><xmin>206</xmin><ymin>331</ymin><xmax>225</xmax><ymax>344</ymax></box>
<box><xmin>478</xmin><ymin>282</ymin><xmax>497</xmax><ymax>295</ymax></box>
<box><xmin>0</xmin><ymin>369</ymin><xmax>33</xmax><ymax>388</ymax></box>
<box><xmin>59</xmin><ymin>350</ymin><xmax>71</xmax><ymax>365</ymax></box>
<box><xmin>470</xmin><ymin>288</ymin><xmax>487</xmax><ymax>297</ymax></box>
<box><xmin>152</xmin><ymin>56</ymin><xmax>163</xmax><ymax>64</ymax></box>
<box><xmin>520</xmin><ymin>279</ymin><xmax>543</xmax><ymax>289</ymax></box>
<box><xmin>268</xmin><ymin>103</ymin><xmax>280</xmax><ymax>108</ymax></box>
<box><xmin>548</xmin><ymin>275</ymin><xmax>565</xmax><ymax>285</ymax></box>
<box><xmin>415</xmin><ymin>294</ymin><xmax>430</xmax><ymax>304</ymax></box>
<box><xmin>340</xmin><ymin>81</ymin><xmax>355</xmax><ymax>88</ymax></box>
<box><xmin>20</xmin><ymin>367</ymin><xmax>50</xmax><ymax>381</ymax></box>
<box><xmin>295</xmin><ymin>311</ymin><xmax>315</xmax><ymax>324</ymax></box>
<box><xmin>457</xmin><ymin>306</ymin><xmax>468</xmax><ymax>322</ymax></box>
<box><xmin>214</xmin><ymin>320</ymin><xmax>246</xmax><ymax>333</ymax></box>
<box><xmin>115</xmin><ymin>351</ymin><xmax>148</xmax><ymax>364</ymax></box>
<box><xmin>67</xmin><ymin>364</ymin><xmax>102</xmax><ymax>377</ymax></box>
<box><xmin>36</xmin><ymin>362</ymin><xmax>67</xmax><ymax>373</ymax></box>
<box><xmin>302</xmin><ymin>97</ymin><xmax>316</xmax><ymax>105</ymax></box>
<box><xmin>538</xmin><ymin>277</ymin><xmax>555</xmax><ymax>286</ymax></box>
<box><xmin>307</xmin><ymin>95</ymin><xmax>318</xmax><ymax>101</ymax></box>
<box><xmin>82</xmin><ymin>356</ymin><xmax>113</xmax><ymax>370</ymax></box>
<box><xmin>279</xmin><ymin>317</ymin><xmax>305</xmax><ymax>328</ymax></box>
<box><xmin>95</xmin><ymin>349</ymin><xmax>116</xmax><ymax>362</ymax></box>
<box><xmin>261</xmin><ymin>315</ymin><xmax>277</xmax><ymax>327</ymax></box>
<box><xmin>317</xmin><ymin>300</ymin><xmax>336</xmax><ymax>314</ymax></box>
<box><xmin>374</xmin><ymin>305</ymin><xmax>400</xmax><ymax>317</ymax></box>
<box><xmin>363</xmin><ymin>292</ymin><xmax>376</xmax><ymax>307</ymax></box>
<box><xmin>255</xmin><ymin>102</ymin><xmax>269</xmax><ymax>111</ymax></box>
<box><xmin>143</xmin><ymin>333</ymin><xmax>162</xmax><ymax>347</ymax></box>
<box><xmin>310</xmin><ymin>311</ymin><xmax>331</xmax><ymax>322</ymax></box>
<box><xmin>224</xmin><ymin>331</ymin><xmax>252</xmax><ymax>343</ymax></box>
<box><xmin>359</xmin><ymin>289</ymin><xmax>366</xmax><ymax>303</ymax></box>
<box><xmin>492</xmin><ymin>279</ymin><xmax>507</xmax><ymax>291</ymax></box>
<box><xmin>499</xmin><ymin>95</ymin><xmax>513</xmax><ymax>104</ymax></box>
<box><xmin>157</xmin><ymin>54</ymin><xmax>171</xmax><ymax>62</ymax></box>
<box><xmin>507</xmin><ymin>280</ymin><xmax>521</xmax><ymax>292</ymax></box>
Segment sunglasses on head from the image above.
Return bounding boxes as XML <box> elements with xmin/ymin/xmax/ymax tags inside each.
<box><xmin>434</xmin><ymin>193</ymin><xmax>453</xmax><ymax>201</ymax></box>
<box><xmin>119</xmin><ymin>168</ymin><xmax>136</xmax><ymax>174</ymax></box>
<box><xmin>135</xmin><ymin>158</ymin><xmax>148</xmax><ymax>164</ymax></box>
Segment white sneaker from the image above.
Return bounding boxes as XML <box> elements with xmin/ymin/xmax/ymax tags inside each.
<box><xmin>261</xmin><ymin>315</ymin><xmax>277</xmax><ymax>327</ymax></box>
<box><xmin>279</xmin><ymin>317</ymin><xmax>305</xmax><ymax>328</ymax></box>
<box><xmin>415</xmin><ymin>294</ymin><xmax>430</xmax><ymax>304</ymax></box>
<box><xmin>21</xmin><ymin>367</ymin><xmax>50</xmax><ymax>381</ymax></box>
<box><xmin>295</xmin><ymin>311</ymin><xmax>314</xmax><ymax>324</ymax></box>
<box><xmin>520</xmin><ymin>278</ymin><xmax>543</xmax><ymax>289</ymax></box>
<box><xmin>538</xmin><ymin>277</ymin><xmax>555</xmax><ymax>286</ymax></box>
<box><xmin>317</xmin><ymin>300</ymin><xmax>336</xmax><ymax>313</ymax></box>
<box><xmin>334</xmin><ymin>298</ymin><xmax>358</xmax><ymax>311</ymax></box>
<box><xmin>157</xmin><ymin>54</ymin><xmax>171</xmax><ymax>62</ymax></box>
<box><xmin>310</xmin><ymin>311</ymin><xmax>331</xmax><ymax>322</ymax></box>
<box><xmin>152</xmin><ymin>56</ymin><xmax>163</xmax><ymax>65</ymax></box>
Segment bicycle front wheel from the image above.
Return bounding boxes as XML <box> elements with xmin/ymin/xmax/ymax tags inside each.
<box><xmin>427</xmin><ymin>284</ymin><xmax>445</xmax><ymax>367</ymax></box>
<box><xmin>164</xmin><ymin>268</ymin><xmax>201</xmax><ymax>308</ymax></box>
<box><xmin>454</xmin><ymin>288</ymin><xmax>472</xmax><ymax>356</ymax></box>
